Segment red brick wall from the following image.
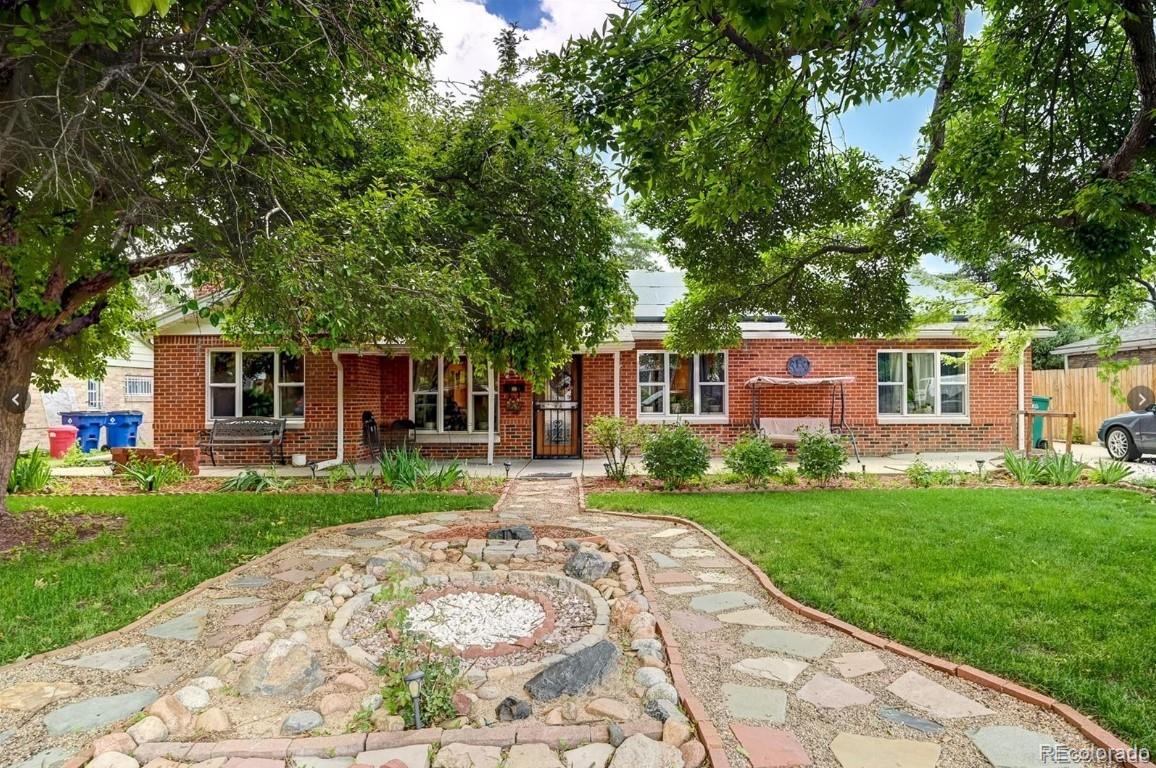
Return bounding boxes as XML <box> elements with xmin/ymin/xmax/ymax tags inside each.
<box><xmin>154</xmin><ymin>335</ymin><xmax>1030</xmax><ymax>462</ymax></box>
<box><xmin>153</xmin><ymin>336</ymin><xmax>339</xmax><ymax>464</ymax></box>
<box><xmin>597</xmin><ymin>339</ymin><xmax>1029</xmax><ymax>457</ymax></box>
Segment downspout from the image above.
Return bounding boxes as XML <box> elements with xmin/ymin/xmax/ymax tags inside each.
<box><xmin>313</xmin><ymin>351</ymin><xmax>345</xmax><ymax>471</ymax></box>
<box><xmin>487</xmin><ymin>366</ymin><xmax>495</xmax><ymax>465</ymax></box>
<box><xmin>1017</xmin><ymin>353</ymin><xmax>1026</xmax><ymax>451</ymax></box>
<box><xmin>613</xmin><ymin>351</ymin><xmax>621</xmax><ymax>417</ymax></box>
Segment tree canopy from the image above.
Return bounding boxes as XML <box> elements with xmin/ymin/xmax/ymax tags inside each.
<box><xmin>0</xmin><ymin>5</ymin><xmax>632</xmax><ymax>510</ymax></box>
<box><xmin>547</xmin><ymin>0</ymin><xmax>1156</xmax><ymax>351</ymax></box>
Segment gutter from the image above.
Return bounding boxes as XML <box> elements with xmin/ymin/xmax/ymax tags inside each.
<box><xmin>312</xmin><ymin>351</ymin><xmax>345</xmax><ymax>472</ymax></box>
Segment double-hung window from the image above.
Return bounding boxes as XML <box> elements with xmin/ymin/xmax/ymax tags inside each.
<box><xmin>86</xmin><ymin>380</ymin><xmax>103</xmax><ymax>409</ymax></box>
<box><xmin>877</xmin><ymin>350</ymin><xmax>967</xmax><ymax>418</ymax></box>
<box><xmin>208</xmin><ymin>350</ymin><xmax>305</xmax><ymax>420</ymax></box>
<box><xmin>412</xmin><ymin>356</ymin><xmax>496</xmax><ymax>433</ymax></box>
<box><xmin>637</xmin><ymin>351</ymin><xmax>727</xmax><ymax>418</ymax></box>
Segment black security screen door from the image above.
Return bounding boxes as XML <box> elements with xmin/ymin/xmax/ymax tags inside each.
<box><xmin>533</xmin><ymin>357</ymin><xmax>582</xmax><ymax>458</ymax></box>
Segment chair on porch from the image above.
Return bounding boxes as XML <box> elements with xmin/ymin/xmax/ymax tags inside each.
<box><xmin>361</xmin><ymin>412</ymin><xmax>415</xmax><ymax>460</ymax></box>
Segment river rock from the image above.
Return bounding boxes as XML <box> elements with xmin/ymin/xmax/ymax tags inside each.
<box><xmin>496</xmin><ymin>696</ymin><xmax>532</xmax><ymax>721</ymax></box>
<box><xmin>237</xmin><ymin>639</ymin><xmax>324</xmax><ymax>696</ymax></box>
<box><xmin>607</xmin><ymin>734</ymin><xmax>683</xmax><ymax>768</ymax></box>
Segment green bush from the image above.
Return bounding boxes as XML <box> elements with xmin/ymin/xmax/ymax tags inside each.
<box><xmin>1001</xmin><ymin>450</ymin><xmax>1043</xmax><ymax>485</ymax></box>
<box><xmin>218</xmin><ymin>467</ymin><xmax>290</xmax><ymax>492</ymax></box>
<box><xmin>589</xmin><ymin>415</ymin><xmax>648</xmax><ymax>482</ymax></box>
<box><xmin>777</xmin><ymin>467</ymin><xmax>800</xmax><ymax>486</ymax></box>
<box><xmin>905</xmin><ymin>457</ymin><xmax>933</xmax><ymax>488</ymax></box>
<box><xmin>642</xmin><ymin>423</ymin><xmax>710</xmax><ymax>489</ymax></box>
<box><xmin>7</xmin><ymin>448</ymin><xmax>53</xmax><ymax>494</ymax></box>
<box><xmin>796</xmin><ymin>430</ymin><xmax>846</xmax><ymax>487</ymax></box>
<box><xmin>379</xmin><ymin>448</ymin><xmax>430</xmax><ymax>490</ymax></box>
<box><xmin>1090</xmin><ymin>459</ymin><xmax>1133</xmax><ymax>485</ymax></box>
<box><xmin>1039</xmin><ymin>451</ymin><xmax>1086</xmax><ymax>486</ymax></box>
<box><xmin>119</xmin><ymin>454</ymin><xmax>189</xmax><ymax>492</ymax></box>
<box><xmin>60</xmin><ymin>444</ymin><xmax>90</xmax><ymax>467</ymax></box>
<box><xmin>724</xmin><ymin>433</ymin><xmax>785</xmax><ymax>487</ymax></box>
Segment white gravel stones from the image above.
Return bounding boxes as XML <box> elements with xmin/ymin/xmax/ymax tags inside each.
<box><xmin>405</xmin><ymin>590</ymin><xmax>545</xmax><ymax>650</ymax></box>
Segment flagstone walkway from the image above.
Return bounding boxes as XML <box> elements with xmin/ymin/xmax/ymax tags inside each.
<box><xmin>0</xmin><ymin>478</ymin><xmax>1132</xmax><ymax>768</ymax></box>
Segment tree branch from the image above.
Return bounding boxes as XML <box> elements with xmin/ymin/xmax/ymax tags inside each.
<box><xmin>42</xmin><ymin>299</ymin><xmax>109</xmax><ymax>346</ymax></box>
<box><xmin>1100</xmin><ymin>0</ymin><xmax>1156</xmax><ymax>179</ymax></box>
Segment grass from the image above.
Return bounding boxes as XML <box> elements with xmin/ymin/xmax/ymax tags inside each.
<box><xmin>0</xmin><ymin>491</ymin><xmax>495</xmax><ymax>663</ymax></box>
<box><xmin>589</xmin><ymin>488</ymin><xmax>1156</xmax><ymax>750</ymax></box>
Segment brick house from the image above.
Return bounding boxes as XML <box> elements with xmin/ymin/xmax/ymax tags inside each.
<box><xmin>151</xmin><ymin>271</ymin><xmax>1032</xmax><ymax>464</ymax></box>
<box><xmin>1050</xmin><ymin>323</ymin><xmax>1156</xmax><ymax>369</ymax></box>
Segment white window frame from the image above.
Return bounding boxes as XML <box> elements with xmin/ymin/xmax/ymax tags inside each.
<box><xmin>86</xmin><ymin>380</ymin><xmax>103</xmax><ymax>409</ymax></box>
<box><xmin>205</xmin><ymin>349</ymin><xmax>306</xmax><ymax>427</ymax></box>
<box><xmin>124</xmin><ymin>376</ymin><xmax>153</xmax><ymax>400</ymax></box>
<box><xmin>409</xmin><ymin>356</ymin><xmax>497</xmax><ymax>437</ymax></box>
<box><xmin>876</xmin><ymin>349</ymin><xmax>969</xmax><ymax>424</ymax></box>
<box><xmin>636</xmin><ymin>351</ymin><xmax>728</xmax><ymax>423</ymax></box>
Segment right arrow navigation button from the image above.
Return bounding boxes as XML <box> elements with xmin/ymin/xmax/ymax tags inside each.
<box><xmin>1127</xmin><ymin>385</ymin><xmax>1154</xmax><ymax>413</ymax></box>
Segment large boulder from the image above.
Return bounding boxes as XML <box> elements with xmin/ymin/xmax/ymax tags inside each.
<box><xmin>564</xmin><ymin>550</ymin><xmax>612</xmax><ymax>583</ymax></box>
<box><xmin>525</xmin><ymin>640</ymin><xmax>619</xmax><ymax>701</ymax></box>
<box><xmin>237</xmin><ymin>639</ymin><xmax>324</xmax><ymax>697</ymax></box>
<box><xmin>608</xmin><ymin>734</ymin><xmax>683</xmax><ymax>768</ymax></box>
<box><xmin>487</xmin><ymin>525</ymin><xmax>534</xmax><ymax>541</ymax></box>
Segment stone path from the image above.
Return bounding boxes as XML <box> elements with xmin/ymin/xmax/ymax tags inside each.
<box><xmin>0</xmin><ymin>478</ymin><xmax>1136</xmax><ymax>768</ymax></box>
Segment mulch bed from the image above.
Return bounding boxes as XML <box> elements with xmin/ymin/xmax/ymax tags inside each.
<box><xmin>422</xmin><ymin>523</ymin><xmax>592</xmax><ymax>541</ymax></box>
<box><xmin>0</xmin><ymin>508</ymin><xmax>122</xmax><ymax>557</ymax></box>
<box><xmin>24</xmin><ymin>477</ymin><xmax>499</xmax><ymax>497</ymax></box>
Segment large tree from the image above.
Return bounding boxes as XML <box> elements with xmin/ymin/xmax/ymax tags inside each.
<box><xmin>548</xmin><ymin>0</ymin><xmax>1156</xmax><ymax>351</ymax></box>
<box><xmin>0</xmin><ymin>7</ymin><xmax>631</xmax><ymax>513</ymax></box>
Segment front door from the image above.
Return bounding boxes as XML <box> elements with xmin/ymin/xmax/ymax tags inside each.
<box><xmin>534</xmin><ymin>357</ymin><xmax>582</xmax><ymax>458</ymax></box>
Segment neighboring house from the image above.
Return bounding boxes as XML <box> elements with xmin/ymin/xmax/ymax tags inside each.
<box><xmin>150</xmin><ymin>271</ymin><xmax>1032</xmax><ymax>463</ymax></box>
<box><xmin>20</xmin><ymin>337</ymin><xmax>155</xmax><ymax>452</ymax></box>
<box><xmin>1049</xmin><ymin>323</ymin><xmax>1156</xmax><ymax>369</ymax></box>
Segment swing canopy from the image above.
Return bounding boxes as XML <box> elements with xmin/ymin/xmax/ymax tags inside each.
<box><xmin>744</xmin><ymin>375</ymin><xmax>856</xmax><ymax>388</ymax></box>
<box><xmin>744</xmin><ymin>375</ymin><xmax>861</xmax><ymax>461</ymax></box>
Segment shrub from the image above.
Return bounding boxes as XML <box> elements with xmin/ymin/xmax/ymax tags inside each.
<box><xmin>905</xmin><ymin>457</ymin><xmax>933</xmax><ymax>488</ymax></box>
<box><xmin>60</xmin><ymin>444</ymin><xmax>90</xmax><ymax>467</ymax></box>
<box><xmin>1090</xmin><ymin>459</ymin><xmax>1133</xmax><ymax>485</ymax></box>
<box><xmin>1071</xmin><ymin>422</ymin><xmax>1087</xmax><ymax>445</ymax></box>
<box><xmin>642</xmin><ymin>423</ymin><xmax>710</xmax><ymax>489</ymax></box>
<box><xmin>796</xmin><ymin>430</ymin><xmax>847</xmax><ymax>487</ymax></box>
<box><xmin>379</xmin><ymin>448</ymin><xmax>430</xmax><ymax>490</ymax></box>
<box><xmin>724</xmin><ymin>433</ymin><xmax>785</xmax><ymax>487</ymax></box>
<box><xmin>930</xmin><ymin>468</ymin><xmax>958</xmax><ymax>486</ymax></box>
<box><xmin>7</xmin><ymin>448</ymin><xmax>52</xmax><ymax>494</ymax></box>
<box><xmin>589</xmin><ymin>416</ymin><xmax>647</xmax><ymax>482</ymax></box>
<box><xmin>119</xmin><ymin>454</ymin><xmax>189</xmax><ymax>492</ymax></box>
<box><xmin>777</xmin><ymin>467</ymin><xmax>800</xmax><ymax>486</ymax></box>
<box><xmin>1001</xmin><ymin>450</ymin><xmax>1043</xmax><ymax>485</ymax></box>
<box><xmin>218</xmin><ymin>468</ymin><xmax>290</xmax><ymax>492</ymax></box>
<box><xmin>1039</xmin><ymin>451</ymin><xmax>1086</xmax><ymax>486</ymax></box>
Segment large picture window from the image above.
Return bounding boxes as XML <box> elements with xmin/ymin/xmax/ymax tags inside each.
<box><xmin>412</xmin><ymin>356</ymin><xmax>495</xmax><ymax>433</ymax></box>
<box><xmin>637</xmin><ymin>351</ymin><xmax>727</xmax><ymax>418</ymax></box>
<box><xmin>208</xmin><ymin>350</ymin><xmax>305</xmax><ymax>420</ymax></box>
<box><xmin>877</xmin><ymin>350</ymin><xmax>967</xmax><ymax>418</ymax></box>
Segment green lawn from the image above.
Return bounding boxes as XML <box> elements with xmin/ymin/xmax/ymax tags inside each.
<box><xmin>1</xmin><ymin>492</ymin><xmax>494</xmax><ymax>664</ymax></box>
<box><xmin>589</xmin><ymin>488</ymin><xmax>1156</xmax><ymax>750</ymax></box>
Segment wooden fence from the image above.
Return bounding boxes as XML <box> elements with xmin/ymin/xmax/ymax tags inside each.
<box><xmin>1033</xmin><ymin>364</ymin><xmax>1156</xmax><ymax>441</ymax></box>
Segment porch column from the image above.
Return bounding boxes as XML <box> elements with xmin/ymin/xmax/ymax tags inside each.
<box><xmin>487</xmin><ymin>366</ymin><xmax>495</xmax><ymax>465</ymax></box>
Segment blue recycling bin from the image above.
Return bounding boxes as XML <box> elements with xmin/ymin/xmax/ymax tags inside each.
<box><xmin>105</xmin><ymin>410</ymin><xmax>144</xmax><ymax>448</ymax></box>
<box><xmin>61</xmin><ymin>411</ymin><xmax>107</xmax><ymax>452</ymax></box>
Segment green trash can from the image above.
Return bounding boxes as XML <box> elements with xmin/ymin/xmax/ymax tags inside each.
<box><xmin>1031</xmin><ymin>395</ymin><xmax>1051</xmax><ymax>449</ymax></box>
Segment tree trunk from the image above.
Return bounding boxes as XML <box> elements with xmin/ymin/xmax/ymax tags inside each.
<box><xmin>0</xmin><ymin>339</ymin><xmax>36</xmax><ymax>519</ymax></box>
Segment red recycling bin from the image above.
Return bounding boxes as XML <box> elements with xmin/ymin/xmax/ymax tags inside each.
<box><xmin>48</xmin><ymin>425</ymin><xmax>79</xmax><ymax>458</ymax></box>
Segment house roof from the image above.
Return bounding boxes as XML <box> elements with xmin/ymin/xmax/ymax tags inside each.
<box><xmin>1050</xmin><ymin>323</ymin><xmax>1156</xmax><ymax>356</ymax></box>
<box><xmin>628</xmin><ymin>270</ymin><xmax>783</xmax><ymax>322</ymax></box>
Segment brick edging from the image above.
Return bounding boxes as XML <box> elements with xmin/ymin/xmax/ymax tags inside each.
<box><xmin>587</xmin><ymin>504</ymin><xmax>1153</xmax><ymax>768</ymax></box>
<box><xmin>629</xmin><ymin>552</ymin><xmax>731</xmax><ymax>768</ymax></box>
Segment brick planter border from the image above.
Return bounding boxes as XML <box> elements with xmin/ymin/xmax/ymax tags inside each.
<box><xmin>579</xmin><ymin>479</ymin><xmax>1154</xmax><ymax>768</ymax></box>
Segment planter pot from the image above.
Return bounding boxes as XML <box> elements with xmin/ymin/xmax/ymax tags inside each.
<box><xmin>291</xmin><ymin>453</ymin><xmax>307</xmax><ymax>467</ymax></box>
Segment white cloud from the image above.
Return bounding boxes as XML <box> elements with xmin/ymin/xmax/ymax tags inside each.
<box><xmin>420</xmin><ymin>0</ymin><xmax>619</xmax><ymax>93</ymax></box>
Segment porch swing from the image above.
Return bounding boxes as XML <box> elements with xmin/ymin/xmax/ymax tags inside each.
<box><xmin>744</xmin><ymin>375</ymin><xmax>862</xmax><ymax>462</ymax></box>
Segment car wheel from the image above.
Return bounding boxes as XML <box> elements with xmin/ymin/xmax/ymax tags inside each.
<box><xmin>1105</xmin><ymin>426</ymin><xmax>1140</xmax><ymax>461</ymax></box>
